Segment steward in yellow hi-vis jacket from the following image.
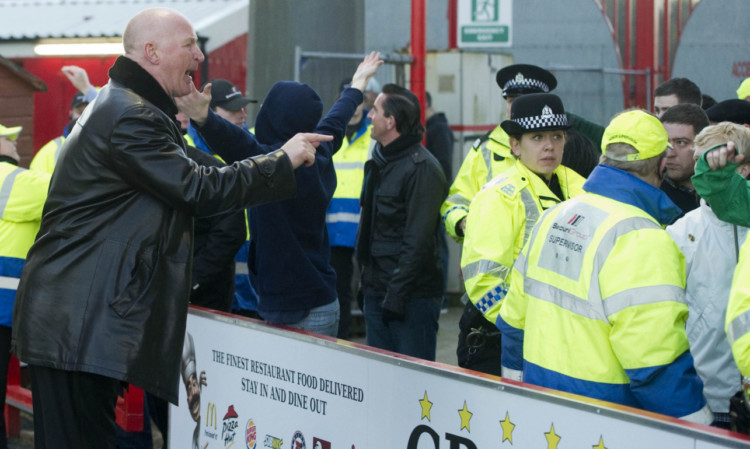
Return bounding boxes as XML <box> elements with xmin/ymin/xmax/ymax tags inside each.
<box><xmin>498</xmin><ymin>110</ymin><xmax>712</xmax><ymax>424</ymax></box>
<box><xmin>461</xmin><ymin>94</ymin><xmax>585</xmax><ymax>330</ymax></box>
<box><xmin>0</xmin><ymin>124</ymin><xmax>51</xmax><ymax>327</ymax></box>
<box><xmin>327</xmin><ymin>119</ymin><xmax>372</xmax><ymax>249</ymax></box>
<box><xmin>29</xmin><ymin>136</ymin><xmax>65</xmax><ymax>175</ymax></box>
<box><xmin>441</xmin><ymin>64</ymin><xmax>557</xmax><ymax>243</ymax></box>
<box><xmin>727</xmin><ymin>238</ymin><xmax>750</xmax><ymax>379</ymax></box>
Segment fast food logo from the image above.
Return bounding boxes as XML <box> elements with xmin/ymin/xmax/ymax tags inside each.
<box><xmin>312</xmin><ymin>437</ymin><xmax>330</xmax><ymax>449</ymax></box>
<box><xmin>290</xmin><ymin>431</ymin><xmax>305</xmax><ymax>449</ymax></box>
<box><xmin>206</xmin><ymin>402</ymin><xmax>218</xmax><ymax>429</ymax></box>
<box><xmin>245</xmin><ymin>419</ymin><xmax>257</xmax><ymax>449</ymax></box>
<box><xmin>264</xmin><ymin>435</ymin><xmax>283</xmax><ymax>449</ymax></box>
<box><xmin>222</xmin><ymin>405</ymin><xmax>239</xmax><ymax>448</ymax></box>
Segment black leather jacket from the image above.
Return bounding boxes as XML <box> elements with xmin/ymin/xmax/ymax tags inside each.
<box><xmin>356</xmin><ymin>135</ymin><xmax>447</xmax><ymax>315</ymax></box>
<box><xmin>11</xmin><ymin>56</ymin><xmax>296</xmax><ymax>403</ymax></box>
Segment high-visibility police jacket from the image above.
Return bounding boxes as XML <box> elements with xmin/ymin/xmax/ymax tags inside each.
<box><xmin>326</xmin><ymin>120</ymin><xmax>373</xmax><ymax>248</ymax></box>
<box><xmin>726</xmin><ymin>236</ymin><xmax>750</xmax><ymax>379</ymax></box>
<box><xmin>29</xmin><ymin>136</ymin><xmax>66</xmax><ymax>175</ymax></box>
<box><xmin>667</xmin><ymin>200</ymin><xmax>746</xmax><ymax>414</ymax></box>
<box><xmin>0</xmin><ymin>161</ymin><xmax>50</xmax><ymax>327</ymax></box>
<box><xmin>499</xmin><ymin>164</ymin><xmax>711</xmax><ymax>422</ymax></box>
<box><xmin>461</xmin><ymin>159</ymin><xmax>585</xmax><ymax>326</ymax></box>
<box><xmin>440</xmin><ymin>125</ymin><xmax>513</xmax><ymax>242</ymax></box>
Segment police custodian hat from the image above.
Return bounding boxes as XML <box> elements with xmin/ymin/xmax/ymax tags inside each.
<box><xmin>500</xmin><ymin>93</ymin><xmax>568</xmax><ymax>136</ymax></box>
<box><xmin>706</xmin><ymin>99</ymin><xmax>750</xmax><ymax>126</ymax></box>
<box><xmin>496</xmin><ymin>64</ymin><xmax>557</xmax><ymax>98</ymax></box>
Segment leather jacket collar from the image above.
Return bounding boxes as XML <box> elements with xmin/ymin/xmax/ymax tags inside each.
<box><xmin>372</xmin><ymin>134</ymin><xmax>423</xmax><ymax>167</ymax></box>
<box><xmin>108</xmin><ymin>56</ymin><xmax>178</xmax><ymax>119</ymax></box>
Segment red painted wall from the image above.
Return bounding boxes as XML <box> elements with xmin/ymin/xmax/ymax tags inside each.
<box><xmin>13</xmin><ymin>33</ymin><xmax>247</xmax><ymax>154</ymax></box>
<box><xmin>18</xmin><ymin>56</ymin><xmax>116</xmax><ymax>152</ymax></box>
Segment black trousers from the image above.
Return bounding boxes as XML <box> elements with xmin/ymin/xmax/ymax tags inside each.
<box><xmin>29</xmin><ymin>365</ymin><xmax>121</xmax><ymax>449</ymax></box>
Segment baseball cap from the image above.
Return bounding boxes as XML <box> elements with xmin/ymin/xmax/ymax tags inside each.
<box><xmin>366</xmin><ymin>77</ymin><xmax>381</xmax><ymax>94</ymax></box>
<box><xmin>0</xmin><ymin>124</ymin><xmax>22</xmax><ymax>141</ymax></box>
<box><xmin>737</xmin><ymin>77</ymin><xmax>750</xmax><ymax>100</ymax></box>
<box><xmin>339</xmin><ymin>77</ymin><xmax>381</xmax><ymax>94</ymax></box>
<box><xmin>496</xmin><ymin>64</ymin><xmax>557</xmax><ymax>98</ymax></box>
<box><xmin>500</xmin><ymin>93</ymin><xmax>568</xmax><ymax>136</ymax></box>
<box><xmin>209</xmin><ymin>79</ymin><xmax>257</xmax><ymax>111</ymax></box>
<box><xmin>706</xmin><ymin>99</ymin><xmax>750</xmax><ymax>126</ymax></box>
<box><xmin>601</xmin><ymin>110</ymin><xmax>668</xmax><ymax>161</ymax></box>
<box><xmin>71</xmin><ymin>92</ymin><xmax>88</xmax><ymax>109</ymax></box>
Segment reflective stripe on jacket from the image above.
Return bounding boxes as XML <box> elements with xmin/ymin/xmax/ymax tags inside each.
<box><xmin>440</xmin><ymin>125</ymin><xmax>513</xmax><ymax>243</ymax></box>
<box><xmin>326</xmin><ymin>122</ymin><xmax>372</xmax><ymax>248</ymax></box>
<box><xmin>461</xmin><ymin>159</ymin><xmax>585</xmax><ymax>326</ymax></box>
<box><xmin>499</xmin><ymin>165</ymin><xmax>707</xmax><ymax>419</ymax></box>
<box><xmin>29</xmin><ymin>136</ymin><xmax>65</xmax><ymax>175</ymax></box>
<box><xmin>0</xmin><ymin>162</ymin><xmax>50</xmax><ymax>326</ymax></box>
<box><xmin>726</xmin><ymin>237</ymin><xmax>750</xmax><ymax>378</ymax></box>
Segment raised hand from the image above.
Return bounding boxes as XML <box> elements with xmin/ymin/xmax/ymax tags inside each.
<box><xmin>175</xmin><ymin>83</ymin><xmax>212</xmax><ymax>126</ymax></box>
<box><xmin>704</xmin><ymin>141</ymin><xmax>745</xmax><ymax>170</ymax></box>
<box><xmin>61</xmin><ymin>65</ymin><xmax>94</xmax><ymax>94</ymax></box>
<box><xmin>348</xmin><ymin>51</ymin><xmax>384</xmax><ymax>93</ymax></box>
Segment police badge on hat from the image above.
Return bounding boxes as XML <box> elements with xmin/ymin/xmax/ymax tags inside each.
<box><xmin>500</xmin><ymin>93</ymin><xmax>569</xmax><ymax>135</ymax></box>
<box><xmin>496</xmin><ymin>64</ymin><xmax>558</xmax><ymax>98</ymax></box>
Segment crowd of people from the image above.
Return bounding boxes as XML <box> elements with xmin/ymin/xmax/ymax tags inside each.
<box><xmin>3</xmin><ymin>5</ymin><xmax>750</xmax><ymax>448</ymax></box>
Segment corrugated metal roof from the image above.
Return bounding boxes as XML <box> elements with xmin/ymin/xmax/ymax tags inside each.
<box><xmin>0</xmin><ymin>0</ymin><xmax>247</xmax><ymax>51</ymax></box>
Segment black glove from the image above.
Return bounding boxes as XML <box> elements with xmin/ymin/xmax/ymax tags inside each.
<box><xmin>731</xmin><ymin>390</ymin><xmax>750</xmax><ymax>434</ymax></box>
<box><xmin>382</xmin><ymin>308</ymin><xmax>405</xmax><ymax>326</ymax></box>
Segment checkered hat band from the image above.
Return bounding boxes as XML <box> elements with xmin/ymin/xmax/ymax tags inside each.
<box><xmin>513</xmin><ymin>113</ymin><xmax>567</xmax><ymax>130</ymax></box>
<box><xmin>504</xmin><ymin>78</ymin><xmax>550</xmax><ymax>92</ymax></box>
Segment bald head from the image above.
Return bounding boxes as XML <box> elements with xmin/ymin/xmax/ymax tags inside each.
<box><xmin>123</xmin><ymin>8</ymin><xmax>185</xmax><ymax>58</ymax></box>
<box><xmin>121</xmin><ymin>7</ymin><xmax>204</xmax><ymax>98</ymax></box>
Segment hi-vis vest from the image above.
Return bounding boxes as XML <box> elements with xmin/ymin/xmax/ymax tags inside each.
<box><xmin>500</xmin><ymin>192</ymin><xmax>702</xmax><ymax>416</ymax></box>
<box><xmin>326</xmin><ymin>122</ymin><xmax>373</xmax><ymax>248</ymax></box>
<box><xmin>0</xmin><ymin>162</ymin><xmax>50</xmax><ymax>326</ymax></box>
<box><xmin>461</xmin><ymin>160</ymin><xmax>586</xmax><ymax>326</ymax></box>
<box><xmin>30</xmin><ymin>136</ymin><xmax>66</xmax><ymax>175</ymax></box>
<box><xmin>183</xmin><ymin>132</ymin><xmax>196</xmax><ymax>148</ymax></box>
<box><xmin>440</xmin><ymin>125</ymin><xmax>513</xmax><ymax>242</ymax></box>
<box><xmin>726</xmin><ymin>238</ymin><xmax>750</xmax><ymax>378</ymax></box>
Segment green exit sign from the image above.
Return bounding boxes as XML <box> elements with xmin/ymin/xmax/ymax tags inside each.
<box><xmin>461</xmin><ymin>25</ymin><xmax>509</xmax><ymax>44</ymax></box>
<box><xmin>458</xmin><ymin>0</ymin><xmax>512</xmax><ymax>48</ymax></box>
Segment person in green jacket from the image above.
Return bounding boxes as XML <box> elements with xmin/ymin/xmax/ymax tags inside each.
<box><xmin>692</xmin><ymin>139</ymin><xmax>749</xmax><ymax>227</ymax></box>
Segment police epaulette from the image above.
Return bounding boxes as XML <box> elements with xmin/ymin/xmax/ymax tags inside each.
<box><xmin>471</xmin><ymin>130</ymin><xmax>493</xmax><ymax>152</ymax></box>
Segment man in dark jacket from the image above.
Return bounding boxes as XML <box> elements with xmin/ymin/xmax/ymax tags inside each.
<box><xmin>357</xmin><ymin>84</ymin><xmax>448</xmax><ymax>361</ymax></box>
<box><xmin>11</xmin><ymin>8</ymin><xmax>328</xmax><ymax>449</ymax></box>
<box><xmin>180</xmin><ymin>53</ymin><xmax>382</xmax><ymax>337</ymax></box>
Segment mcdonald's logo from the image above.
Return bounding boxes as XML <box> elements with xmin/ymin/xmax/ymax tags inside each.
<box><xmin>206</xmin><ymin>402</ymin><xmax>218</xmax><ymax>429</ymax></box>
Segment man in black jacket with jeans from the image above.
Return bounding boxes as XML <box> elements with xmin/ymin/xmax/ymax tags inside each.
<box><xmin>356</xmin><ymin>84</ymin><xmax>447</xmax><ymax>361</ymax></box>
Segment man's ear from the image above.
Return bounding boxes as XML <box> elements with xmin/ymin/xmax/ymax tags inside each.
<box><xmin>144</xmin><ymin>42</ymin><xmax>159</xmax><ymax>64</ymax></box>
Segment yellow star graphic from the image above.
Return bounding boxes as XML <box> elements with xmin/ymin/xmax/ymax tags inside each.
<box><xmin>419</xmin><ymin>391</ymin><xmax>433</xmax><ymax>421</ymax></box>
<box><xmin>592</xmin><ymin>435</ymin><xmax>607</xmax><ymax>449</ymax></box>
<box><xmin>458</xmin><ymin>401</ymin><xmax>473</xmax><ymax>432</ymax></box>
<box><xmin>499</xmin><ymin>411</ymin><xmax>515</xmax><ymax>443</ymax></box>
<box><xmin>544</xmin><ymin>423</ymin><xmax>561</xmax><ymax>449</ymax></box>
